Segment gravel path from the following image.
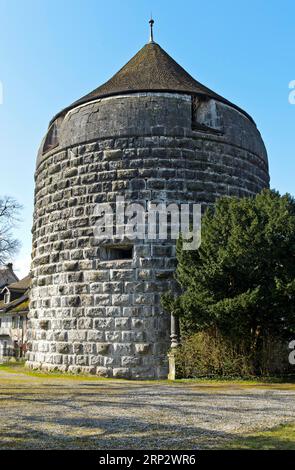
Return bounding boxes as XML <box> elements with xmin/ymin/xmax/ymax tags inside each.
<box><xmin>0</xmin><ymin>370</ymin><xmax>295</xmax><ymax>449</ymax></box>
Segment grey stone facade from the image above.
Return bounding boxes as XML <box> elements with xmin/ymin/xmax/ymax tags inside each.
<box><xmin>27</xmin><ymin>90</ymin><xmax>269</xmax><ymax>379</ymax></box>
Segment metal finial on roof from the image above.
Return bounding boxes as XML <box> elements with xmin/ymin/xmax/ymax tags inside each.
<box><xmin>149</xmin><ymin>16</ymin><xmax>155</xmax><ymax>43</ymax></box>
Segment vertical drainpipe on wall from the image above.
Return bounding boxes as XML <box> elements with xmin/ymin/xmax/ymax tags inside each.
<box><xmin>168</xmin><ymin>313</ymin><xmax>180</xmax><ymax>380</ymax></box>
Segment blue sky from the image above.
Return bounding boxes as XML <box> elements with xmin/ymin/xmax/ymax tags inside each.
<box><xmin>0</xmin><ymin>0</ymin><xmax>294</xmax><ymax>277</ymax></box>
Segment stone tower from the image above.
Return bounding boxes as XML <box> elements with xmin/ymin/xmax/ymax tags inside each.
<box><xmin>27</xmin><ymin>23</ymin><xmax>269</xmax><ymax>378</ymax></box>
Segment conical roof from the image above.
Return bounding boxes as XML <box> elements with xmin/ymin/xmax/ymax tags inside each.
<box><xmin>52</xmin><ymin>42</ymin><xmax>253</xmax><ymax>124</ymax></box>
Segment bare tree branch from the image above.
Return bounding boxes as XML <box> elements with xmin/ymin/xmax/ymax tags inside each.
<box><xmin>0</xmin><ymin>196</ymin><xmax>22</xmax><ymax>265</ymax></box>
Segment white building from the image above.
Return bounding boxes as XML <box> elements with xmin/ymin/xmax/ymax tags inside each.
<box><xmin>0</xmin><ymin>275</ymin><xmax>30</xmax><ymax>361</ymax></box>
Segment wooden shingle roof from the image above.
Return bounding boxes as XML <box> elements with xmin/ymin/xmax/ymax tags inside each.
<box><xmin>7</xmin><ymin>275</ymin><xmax>31</xmax><ymax>292</ymax></box>
<box><xmin>51</xmin><ymin>42</ymin><xmax>254</xmax><ymax>124</ymax></box>
<box><xmin>0</xmin><ymin>294</ymin><xmax>29</xmax><ymax>314</ymax></box>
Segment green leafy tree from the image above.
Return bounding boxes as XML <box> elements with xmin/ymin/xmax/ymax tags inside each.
<box><xmin>162</xmin><ymin>190</ymin><xmax>295</xmax><ymax>373</ymax></box>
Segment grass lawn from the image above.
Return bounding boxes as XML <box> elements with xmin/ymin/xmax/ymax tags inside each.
<box><xmin>1</xmin><ymin>361</ymin><xmax>295</xmax><ymax>390</ymax></box>
<box><xmin>222</xmin><ymin>424</ymin><xmax>295</xmax><ymax>450</ymax></box>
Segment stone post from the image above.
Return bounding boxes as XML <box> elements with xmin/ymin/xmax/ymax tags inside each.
<box><xmin>168</xmin><ymin>313</ymin><xmax>180</xmax><ymax>380</ymax></box>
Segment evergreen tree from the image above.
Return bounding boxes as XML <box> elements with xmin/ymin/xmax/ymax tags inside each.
<box><xmin>162</xmin><ymin>190</ymin><xmax>295</xmax><ymax>372</ymax></box>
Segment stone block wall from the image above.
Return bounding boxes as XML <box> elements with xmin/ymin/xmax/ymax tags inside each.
<box><xmin>27</xmin><ymin>93</ymin><xmax>269</xmax><ymax>378</ymax></box>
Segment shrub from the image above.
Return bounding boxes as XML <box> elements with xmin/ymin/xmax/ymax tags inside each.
<box><xmin>174</xmin><ymin>330</ymin><xmax>291</xmax><ymax>379</ymax></box>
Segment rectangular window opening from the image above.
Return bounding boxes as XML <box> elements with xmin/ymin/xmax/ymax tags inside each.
<box><xmin>102</xmin><ymin>245</ymin><xmax>133</xmax><ymax>261</ymax></box>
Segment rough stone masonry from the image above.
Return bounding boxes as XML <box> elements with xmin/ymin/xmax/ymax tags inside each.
<box><xmin>26</xmin><ymin>40</ymin><xmax>269</xmax><ymax>379</ymax></box>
